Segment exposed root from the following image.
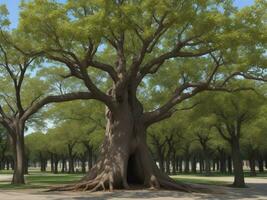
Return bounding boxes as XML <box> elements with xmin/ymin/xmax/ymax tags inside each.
<box><xmin>48</xmin><ymin>174</ymin><xmax>212</xmax><ymax>194</ymax></box>
<box><xmin>157</xmin><ymin>176</ymin><xmax>213</xmax><ymax>194</ymax></box>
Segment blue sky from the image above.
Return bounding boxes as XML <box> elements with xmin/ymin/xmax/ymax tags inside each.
<box><xmin>0</xmin><ymin>0</ymin><xmax>255</xmax><ymax>28</ymax></box>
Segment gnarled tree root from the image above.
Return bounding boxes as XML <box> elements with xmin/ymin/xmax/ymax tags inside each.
<box><xmin>47</xmin><ymin>173</ymin><xmax>211</xmax><ymax>193</ymax></box>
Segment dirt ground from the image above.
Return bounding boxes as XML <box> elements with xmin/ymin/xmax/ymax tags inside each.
<box><xmin>1</xmin><ymin>175</ymin><xmax>267</xmax><ymax>200</ymax></box>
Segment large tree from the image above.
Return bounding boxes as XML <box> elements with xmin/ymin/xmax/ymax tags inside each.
<box><xmin>0</xmin><ymin>5</ymin><xmax>95</xmax><ymax>184</ymax></box>
<box><xmin>4</xmin><ymin>0</ymin><xmax>267</xmax><ymax>191</ymax></box>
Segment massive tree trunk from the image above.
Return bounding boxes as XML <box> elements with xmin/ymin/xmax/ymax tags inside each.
<box><xmin>51</xmin><ymin>94</ymin><xmax>201</xmax><ymax>192</ymax></box>
<box><xmin>231</xmin><ymin>138</ymin><xmax>245</xmax><ymax>187</ymax></box>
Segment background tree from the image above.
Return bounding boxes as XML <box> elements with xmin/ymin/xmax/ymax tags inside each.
<box><xmin>196</xmin><ymin>90</ymin><xmax>265</xmax><ymax>187</ymax></box>
<box><xmin>25</xmin><ymin>132</ymin><xmax>49</xmax><ymax>172</ymax></box>
<box><xmin>0</xmin><ymin>125</ymin><xmax>9</xmax><ymax>170</ymax></box>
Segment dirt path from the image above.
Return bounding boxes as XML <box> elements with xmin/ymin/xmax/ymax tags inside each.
<box><xmin>0</xmin><ymin>175</ymin><xmax>267</xmax><ymax>199</ymax></box>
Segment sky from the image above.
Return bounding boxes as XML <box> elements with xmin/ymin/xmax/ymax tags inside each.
<box><xmin>0</xmin><ymin>0</ymin><xmax>256</xmax><ymax>29</ymax></box>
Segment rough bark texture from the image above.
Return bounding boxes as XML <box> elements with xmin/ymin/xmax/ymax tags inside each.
<box><xmin>10</xmin><ymin>122</ymin><xmax>26</xmax><ymax>185</ymax></box>
<box><xmin>231</xmin><ymin>138</ymin><xmax>245</xmax><ymax>187</ymax></box>
<box><xmin>50</xmin><ymin>93</ymin><xmax>208</xmax><ymax>193</ymax></box>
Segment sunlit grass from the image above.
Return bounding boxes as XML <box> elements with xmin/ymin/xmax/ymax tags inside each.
<box><xmin>0</xmin><ymin>171</ymin><xmax>84</xmax><ymax>190</ymax></box>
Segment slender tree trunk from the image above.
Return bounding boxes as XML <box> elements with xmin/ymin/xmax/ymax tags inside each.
<box><xmin>68</xmin><ymin>145</ymin><xmax>75</xmax><ymax>174</ymax></box>
<box><xmin>6</xmin><ymin>159</ymin><xmax>10</xmax><ymax>170</ymax></box>
<box><xmin>68</xmin><ymin>157</ymin><xmax>74</xmax><ymax>173</ymax></box>
<box><xmin>249</xmin><ymin>158</ymin><xmax>256</xmax><ymax>176</ymax></box>
<box><xmin>61</xmin><ymin>158</ymin><xmax>66</xmax><ymax>173</ymax></box>
<box><xmin>178</xmin><ymin>158</ymin><xmax>183</xmax><ymax>173</ymax></box>
<box><xmin>216</xmin><ymin>160</ymin><xmax>219</xmax><ymax>171</ymax></box>
<box><xmin>258</xmin><ymin>157</ymin><xmax>264</xmax><ymax>173</ymax></box>
<box><xmin>191</xmin><ymin>156</ymin><xmax>197</xmax><ymax>173</ymax></box>
<box><xmin>219</xmin><ymin>150</ymin><xmax>227</xmax><ymax>174</ymax></box>
<box><xmin>166</xmin><ymin>159</ymin><xmax>170</xmax><ymax>175</ymax></box>
<box><xmin>158</xmin><ymin>154</ymin><xmax>165</xmax><ymax>173</ymax></box>
<box><xmin>12</xmin><ymin>133</ymin><xmax>25</xmax><ymax>184</ymax></box>
<box><xmin>171</xmin><ymin>151</ymin><xmax>176</xmax><ymax>175</ymax></box>
<box><xmin>81</xmin><ymin>158</ymin><xmax>86</xmax><ymax>174</ymax></box>
<box><xmin>212</xmin><ymin>160</ymin><xmax>216</xmax><ymax>172</ymax></box>
<box><xmin>11</xmin><ymin>158</ymin><xmax>14</xmax><ymax>170</ymax></box>
<box><xmin>51</xmin><ymin>153</ymin><xmax>54</xmax><ymax>173</ymax></box>
<box><xmin>54</xmin><ymin>155</ymin><xmax>59</xmax><ymax>174</ymax></box>
<box><xmin>231</xmin><ymin>138</ymin><xmax>245</xmax><ymax>187</ymax></box>
<box><xmin>24</xmin><ymin>157</ymin><xmax>29</xmax><ymax>174</ymax></box>
<box><xmin>199</xmin><ymin>158</ymin><xmax>204</xmax><ymax>174</ymax></box>
<box><xmin>86</xmin><ymin>146</ymin><xmax>93</xmax><ymax>171</ymax></box>
<box><xmin>0</xmin><ymin>158</ymin><xmax>5</xmax><ymax>170</ymax></box>
<box><xmin>171</xmin><ymin>159</ymin><xmax>176</xmax><ymax>175</ymax></box>
<box><xmin>227</xmin><ymin>156</ymin><xmax>232</xmax><ymax>174</ymax></box>
<box><xmin>40</xmin><ymin>153</ymin><xmax>47</xmax><ymax>172</ymax></box>
<box><xmin>204</xmin><ymin>152</ymin><xmax>211</xmax><ymax>176</ymax></box>
<box><xmin>184</xmin><ymin>157</ymin><xmax>190</xmax><ymax>173</ymax></box>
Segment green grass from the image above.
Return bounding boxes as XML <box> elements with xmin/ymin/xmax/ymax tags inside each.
<box><xmin>0</xmin><ymin>170</ymin><xmax>14</xmax><ymax>175</ymax></box>
<box><xmin>172</xmin><ymin>177</ymin><xmax>229</xmax><ymax>186</ymax></box>
<box><xmin>1</xmin><ymin>170</ymin><xmax>267</xmax><ymax>190</ymax></box>
<box><xmin>0</xmin><ymin>172</ymin><xmax>84</xmax><ymax>190</ymax></box>
<box><xmin>172</xmin><ymin>171</ymin><xmax>267</xmax><ymax>178</ymax></box>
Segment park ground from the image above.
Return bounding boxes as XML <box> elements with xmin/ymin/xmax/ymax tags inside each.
<box><xmin>0</xmin><ymin>171</ymin><xmax>267</xmax><ymax>199</ymax></box>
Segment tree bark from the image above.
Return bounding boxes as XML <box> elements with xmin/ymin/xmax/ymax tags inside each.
<box><xmin>40</xmin><ymin>153</ymin><xmax>47</xmax><ymax>172</ymax></box>
<box><xmin>219</xmin><ymin>150</ymin><xmax>227</xmax><ymax>174</ymax></box>
<box><xmin>249</xmin><ymin>158</ymin><xmax>256</xmax><ymax>176</ymax></box>
<box><xmin>231</xmin><ymin>138</ymin><xmax>245</xmax><ymax>187</ymax></box>
<box><xmin>12</xmin><ymin>133</ymin><xmax>25</xmax><ymax>184</ymax></box>
<box><xmin>67</xmin><ymin>145</ymin><xmax>75</xmax><ymax>174</ymax></box>
<box><xmin>86</xmin><ymin>146</ymin><xmax>93</xmax><ymax>171</ymax></box>
<box><xmin>227</xmin><ymin>156</ymin><xmax>232</xmax><ymax>174</ymax></box>
<box><xmin>61</xmin><ymin>158</ymin><xmax>66</xmax><ymax>173</ymax></box>
<box><xmin>199</xmin><ymin>159</ymin><xmax>204</xmax><ymax>174</ymax></box>
<box><xmin>191</xmin><ymin>156</ymin><xmax>197</xmax><ymax>173</ymax></box>
<box><xmin>51</xmin><ymin>99</ymin><xmax>197</xmax><ymax>192</ymax></box>
<box><xmin>54</xmin><ymin>155</ymin><xmax>59</xmax><ymax>174</ymax></box>
<box><xmin>178</xmin><ymin>158</ymin><xmax>183</xmax><ymax>173</ymax></box>
<box><xmin>50</xmin><ymin>153</ymin><xmax>55</xmax><ymax>173</ymax></box>
<box><xmin>258</xmin><ymin>157</ymin><xmax>264</xmax><ymax>173</ymax></box>
<box><xmin>204</xmin><ymin>155</ymin><xmax>211</xmax><ymax>175</ymax></box>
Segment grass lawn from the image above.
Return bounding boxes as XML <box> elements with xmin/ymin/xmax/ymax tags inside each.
<box><xmin>172</xmin><ymin>171</ymin><xmax>267</xmax><ymax>178</ymax></box>
<box><xmin>1</xmin><ymin>170</ymin><xmax>267</xmax><ymax>190</ymax></box>
<box><xmin>0</xmin><ymin>171</ymin><xmax>84</xmax><ymax>190</ymax></box>
<box><xmin>172</xmin><ymin>176</ymin><xmax>229</xmax><ymax>186</ymax></box>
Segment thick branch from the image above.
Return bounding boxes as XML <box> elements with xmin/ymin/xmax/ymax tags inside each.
<box><xmin>139</xmin><ymin>48</ymin><xmax>214</xmax><ymax>81</ymax></box>
<box><xmin>21</xmin><ymin>92</ymin><xmax>95</xmax><ymax>122</ymax></box>
<box><xmin>215</xmin><ymin>125</ymin><xmax>231</xmax><ymax>142</ymax></box>
<box><xmin>90</xmin><ymin>60</ymin><xmax>118</xmax><ymax>82</ymax></box>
